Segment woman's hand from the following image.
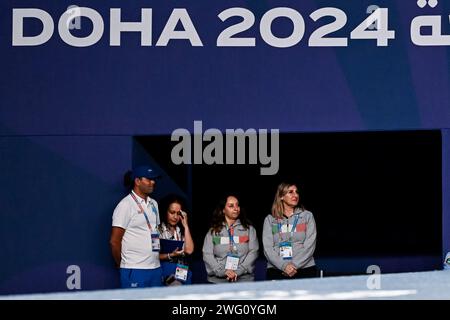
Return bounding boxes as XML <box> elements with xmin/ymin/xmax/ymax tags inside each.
<box><xmin>283</xmin><ymin>263</ymin><xmax>297</xmax><ymax>277</ymax></box>
<box><xmin>170</xmin><ymin>247</ymin><xmax>185</xmax><ymax>259</ymax></box>
<box><xmin>179</xmin><ymin>210</ymin><xmax>189</xmax><ymax>227</ymax></box>
<box><xmin>225</xmin><ymin>269</ymin><xmax>238</xmax><ymax>282</ymax></box>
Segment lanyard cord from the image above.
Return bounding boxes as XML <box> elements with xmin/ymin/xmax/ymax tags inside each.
<box><xmin>277</xmin><ymin>214</ymin><xmax>300</xmax><ymax>243</ymax></box>
<box><xmin>226</xmin><ymin>223</ymin><xmax>235</xmax><ymax>253</ymax></box>
<box><xmin>130</xmin><ymin>192</ymin><xmax>156</xmax><ymax>233</ymax></box>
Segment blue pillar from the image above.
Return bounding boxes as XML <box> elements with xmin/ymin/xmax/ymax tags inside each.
<box><xmin>442</xmin><ymin>130</ymin><xmax>450</xmax><ymax>266</ymax></box>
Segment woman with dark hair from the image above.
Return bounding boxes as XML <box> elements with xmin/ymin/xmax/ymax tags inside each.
<box><xmin>262</xmin><ymin>182</ymin><xmax>317</xmax><ymax>280</ymax></box>
<box><xmin>202</xmin><ymin>194</ymin><xmax>259</xmax><ymax>283</ymax></box>
<box><xmin>158</xmin><ymin>194</ymin><xmax>194</xmax><ymax>285</ymax></box>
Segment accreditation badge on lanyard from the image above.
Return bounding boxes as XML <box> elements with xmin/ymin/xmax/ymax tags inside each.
<box><xmin>175</xmin><ymin>264</ymin><xmax>189</xmax><ymax>281</ymax></box>
<box><xmin>131</xmin><ymin>193</ymin><xmax>160</xmax><ymax>252</ymax></box>
<box><xmin>278</xmin><ymin>215</ymin><xmax>299</xmax><ymax>260</ymax></box>
<box><xmin>149</xmin><ymin>202</ymin><xmax>161</xmax><ymax>251</ymax></box>
<box><xmin>225</xmin><ymin>224</ymin><xmax>239</xmax><ymax>270</ymax></box>
<box><xmin>225</xmin><ymin>254</ymin><xmax>239</xmax><ymax>271</ymax></box>
<box><xmin>279</xmin><ymin>241</ymin><xmax>293</xmax><ymax>260</ymax></box>
<box><xmin>151</xmin><ymin>232</ymin><xmax>160</xmax><ymax>252</ymax></box>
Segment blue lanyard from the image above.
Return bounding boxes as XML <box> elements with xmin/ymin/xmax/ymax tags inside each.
<box><xmin>278</xmin><ymin>214</ymin><xmax>300</xmax><ymax>242</ymax></box>
<box><xmin>226</xmin><ymin>223</ymin><xmax>236</xmax><ymax>253</ymax></box>
<box><xmin>148</xmin><ymin>201</ymin><xmax>158</xmax><ymax>216</ymax></box>
<box><xmin>130</xmin><ymin>192</ymin><xmax>157</xmax><ymax>232</ymax></box>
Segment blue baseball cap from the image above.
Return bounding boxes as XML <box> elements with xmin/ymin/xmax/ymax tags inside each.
<box><xmin>131</xmin><ymin>165</ymin><xmax>161</xmax><ymax>180</ymax></box>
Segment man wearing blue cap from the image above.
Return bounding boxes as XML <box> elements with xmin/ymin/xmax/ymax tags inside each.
<box><xmin>110</xmin><ymin>165</ymin><xmax>163</xmax><ymax>288</ymax></box>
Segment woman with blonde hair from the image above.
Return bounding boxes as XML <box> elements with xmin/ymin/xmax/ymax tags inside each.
<box><xmin>262</xmin><ymin>182</ymin><xmax>317</xmax><ymax>280</ymax></box>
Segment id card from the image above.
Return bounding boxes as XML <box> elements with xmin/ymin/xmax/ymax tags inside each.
<box><xmin>279</xmin><ymin>241</ymin><xmax>293</xmax><ymax>260</ymax></box>
<box><xmin>151</xmin><ymin>232</ymin><xmax>160</xmax><ymax>252</ymax></box>
<box><xmin>225</xmin><ymin>254</ymin><xmax>239</xmax><ymax>271</ymax></box>
<box><xmin>175</xmin><ymin>264</ymin><xmax>189</xmax><ymax>281</ymax></box>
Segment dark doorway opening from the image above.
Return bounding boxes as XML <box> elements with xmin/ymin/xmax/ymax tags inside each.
<box><xmin>135</xmin><ymin>130</ymin><xmax>442</xmax><ymax>281</ymax></box>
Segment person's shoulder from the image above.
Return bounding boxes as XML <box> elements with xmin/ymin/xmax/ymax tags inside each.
<box><xmin>300</xmin><ymin>209</ymin><xmax>314</xmax><ymax>219</ymax></box>
<box><xmin>235</xmin><ymin>219</ymin><xmax>244</xmax><ymax>227</ymax></box>
<box><xmin>237</xmin><ymin>220</ymin><xmax>252</xmax><ymax>231</ymax></box>
<box><xmin>112</xmin><ymin>195</ymin><xmax>133</xmax><ymax>221</ymax></box>
<box><xmin>264</xmin><ymin>214</ymin><xmax>275</xmax><ymax>223</ymax></box>
<box><xmin>149</xmin><ymin>197</ymin><xmax>158</xmax><ymax>207</ymax></box>
<box><xmin>204</xmin><ymin>227</ymin><xmax>215</xmax><ymax>237</ymax></box>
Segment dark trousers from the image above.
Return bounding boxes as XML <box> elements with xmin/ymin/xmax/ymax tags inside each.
<box><xmin>266</xmin><ymin>266</ymin><xmax>318</xmax><ymax>280</ymax></box>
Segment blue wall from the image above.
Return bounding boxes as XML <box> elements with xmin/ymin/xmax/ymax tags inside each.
<box><xmin>0</xmin><ymin>136</ymin><xmax>132</xmax><ymax>293</ymax></box>
<box><xmin>0</xmin><ymin>0</ymin><xmax>449</xmax><ymax>294</ymax></box>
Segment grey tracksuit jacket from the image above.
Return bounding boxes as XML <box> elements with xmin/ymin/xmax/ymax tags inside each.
<box><xmin>202</xmin><ymin>220</ymin><xmax>259</xmax><ymax>283</ymax></box>
<box><xmin>262</xmin><ymin>209</ymin><xmax>316</xmax><ymax>272</ymax></box>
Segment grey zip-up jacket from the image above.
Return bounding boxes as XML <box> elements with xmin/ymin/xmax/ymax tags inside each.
<box><xmin>262</xmin><ymin>209</ymin><xmax>316</xmax><ymax>272</ymax></box>
<box><xmin>202</xmin><ymin>220</ymin><xmax>259</xmax><ymax>283</ymax></box>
